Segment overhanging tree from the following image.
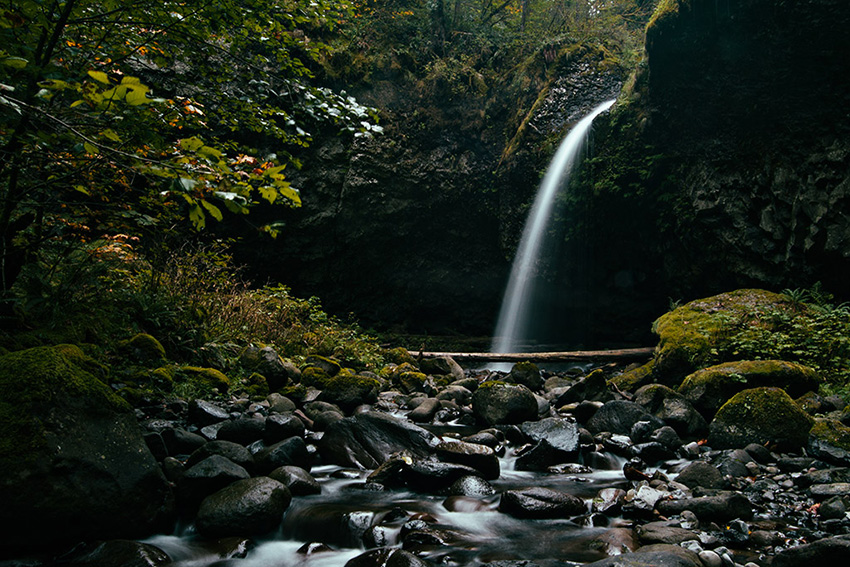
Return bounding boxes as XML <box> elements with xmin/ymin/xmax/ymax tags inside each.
<box><xmin>0</xmin><ymin>0</ymin><xmax>379</xmax><ymax>316</ymax></box>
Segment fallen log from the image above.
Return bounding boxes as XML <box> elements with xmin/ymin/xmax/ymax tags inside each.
<box><xmin>407</xmin><ymin>347</ymin><xmax>656</xmax><ymax>364</ymax></box>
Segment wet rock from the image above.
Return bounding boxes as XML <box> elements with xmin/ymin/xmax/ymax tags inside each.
<box><xmin>144</xmin><ymin>432</ymin><xmax>168</xmax><ymax>461</ymax></box>
<box><xmin>298</xmin><ymin>542</ymin><xmax>334</xmax><ymax>555</ymax></box>
<box><xmin>634</xmin><ymin>384</ymin><xmax>707</xmax><ymax>438</ymax></box>
<box><xmin>318</xmin><ymin>374</ymin><xmax>381</xmax><ymax>412</ymax></box>
<box><xmin>506</xmin><ymin>362</ymin><xmax>544</xmax><ymax>391</ymax></box>
<box><xmin>635</xmin><ymin>522</ymin><xmax>699</xmax><ymax>545</ymax></box>
<box><xmin>436</xmin><ymin>385</ymin><xmax>473</xmax><ymax>405</ymax></box>
<box><xmin>717</xmin><ymin>448</ymin><xmax>755</xmax><ymax>478</ymax></box>
<box><xmin>556</xmin><ymin>369</ymin><xmax>611</xmax><ymax>406</ymax></box>
<box><xmin>187</xmin><ymin>440</ymin><xmax>255</xmax><ymax>471</ymax></box>
<box><xmin>808</xmin><ymin>418</ymin><xmax>850</xmax><ymax>466</ymax></box>
<box><xmin>697</xmin><ymin>550</ymin><xmax>722</xmax><ymax>567</ymax></box>
<box><xmin>264</xmin><ymin>413</ymin><xmax>306</xmax><ymax>443</ymax></box>
<box><xmin>771</xmin><ymin>535</ymin><xmax>850</xmax><ymax>567</ymax></box>
<box><xmin>345</xmin><ymin>548</ymin><xmax>429</xmax><ymax>567</ymax></box>
<box><xmin>178</xmin><ymin>455</ymin><xmax>251</xmax><ymax>511</ymax></box>
<box><xmin>403</xmin><ymin>459</ymin><xmax>483</xmax><ymax>492</ymax></box>
<box><xmin>499</xmin><ymin>487</ymin><xmax>586</xmax><ymax>519</ymax></box>
<box><xmin>161</xmin><ymin>428</ymin><xmax>207</xmax><ymax>456</ymax></box>
<box><xmin>472</xmin><ymin>382</ymin><xmax>539</xmax><ymax>426</ymax></box>
<box><xmin>268</xmin><ymin>465</ymin><xmax>321</xmax><ymax>496</ymax></box>
<box><xmin>408</xmin><ymin>398</ymin><xmax>441</xmax><ymax>423</ymax></box>
<box><xmin>463</xmin><ymin>431</ymin><xmax>502</xmax><ymax>449</ymax></box>
<box><xmin>217</xmin><ymin>418</ymin><xmax>266</xmax><ymax>446</ymax></box>
<box><xmin>521</xmin><ymin>417</ymin><xmax>581</xmax><ymax>454</ymax></box>
<box><xmin>319</xmin><ymin>412</ymin><xmax>436</xmax><ymax>469</ymax></box>
<box><xmin>581</xmin><ymin>545</ymin><xmax>702</xmax><ymax>566</ymax></box>
<box><xmin>196</xmin><ymin>477</ymin><xmax>291</xmax><ymax>537</ymax></box>
<box><xmin>650</xmin><ymin>426</ymin><xmax>683</xmax><ymax>451</ymax></box>
<box><xmin>255</xmin><ymin>436</ymin><xmax>311</xmax><ymax>474</ymax></box>
<box><xmin>809</xmin><ymin>482</ymin><xmax>850</xmax><ymax>499</ymax></box>
<box><xmin>655</xmin><ymin>492</ymin><xmax>753</xmax><ymax>523</ymax></box>
<box><xmin>0</xmin><ymin>346</ymin><xmax>175</xmax><ymax>554</ymax></box>
<box><xmin>818</xmin><ymin>495</ymin><xmax>847</xmax><ymax>519</ymax></box>
<box><xmin>632</xmin><ymin>442</ymin><xmax>676</xmax><ymax>464</ymax></box>
<box><xmin>448</xmin><ymin>475</ymin><xmax>496</xmax><ymax>497</ymax></box>
<box><xmin>743</xmin><ymin>442</ymin><xmax>773</xmax><ymax>464</ymax></box>
<box><xmin>674</xmin><ymin>461</ymin><xmax>723</xmax><ymax>490</ymax></box>
<box><xmin>56</xmin><ymin>539</ymin><xmax>170</xmax><ymax>566</ymax></box>
<box><xmin>593</xmin><ymin>488</ymin><xmax>627</xmax><ymax>515</ymax></box>
<box><xmin>623</xmin><ymin>484</ymin><xmax>668</xmax><ymax>517</ymax></box>
<box><xmin>435</xmin><ymin>440</ymin><xmax>500</xmax><ymax>479</ymax></box>
<box><xmin>420</xmin><ymin>356</ymin><xmax>465</xmax><ymax>382</ymax></box>
<box><xmin>586</xmin><ymin>400</ymin><xmax>664</xmax><ymax>437</ymax></box>
<box><xmin>267</xmin><ymin>393</ymin><xmax>297</xmax><ymax>414</ymax></box>
<box><xmin>708</xmin><ymin>387</ymin><xmax>814</xmax><ymax>451</ymax></box>
<box><xmin>190</xmin><ymin>399</ymin><xmax>230</xmax><ymax>426</ymax></box>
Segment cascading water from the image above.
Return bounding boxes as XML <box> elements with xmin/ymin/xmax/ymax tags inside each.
<box><xmin>491</xmin><ymin>99</ymin><xmax>616</xmax><ymax>358</ymax></box>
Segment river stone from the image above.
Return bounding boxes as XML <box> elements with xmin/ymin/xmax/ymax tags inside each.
<box><xmin>499</xmin><ymin>487</ymin><xmax>586</xmax><ymax>519</ymax></box>
<box><xmin>57</xmin><ymin>539</ymin><xmax>171</xmax><ymax>566</ymax></box>
<box><xmin>187</xmin><ymin>440</ymin><xmax>255</xmax><ymax>470</ymax></box>
<box><xmin>472</xmin><ymin>382</ymin><xmax>539</xmax><ymax>426</ymax></box>
<box><xmin>674</xmin><ymin>461</ymin><xmax>723</xmax><ymax>489</ymax></box>
<box><xmin>161</xmin><ymin>427</ymin><xmax>206</xmax><ymax>456</ymax></box>
<box><xmin>635</xmin><ymin>522</ymin><xmax>699</xmax><ymax>545</ymax></box>
<box><xmin>587</xmin><ymin>400</ymin><xmax>664</xmax><ymax>437</ymax></box>
<box><xmin>0</xmin><ymin>346</ymin><xmax>175</xmax><ymax>554</ymax></box>
<box><xmin>196</xmin><ymin>476</ymin><xmax>291</xmax><ymax>537</ymax></box>
<box><xmin>655</xmin><ymin>492</ymin><xmax>753</xmax><ymax>523</ymax></box>
<box><xmin>178</xmin><ymin>454</ymin><xmax>251</xmax><ymax>511</ymax></box>
<box><xmin>264</xmin><ymin>413</ymin><xmax>306</xmax><ymax>443</ymax></box>
<box><xmin>420</xmin><ymin>356</ymin><xmax>465</xmax><ymax>381</ymax></box>
<box><xmin>593</xmin><ymin>488</ymin><xmax>627</xmax><ymax>515</ymax></box>
<box><xmin>521</xmin><ymin>417</ymin><xmax>581</xmax><ymax>453</ymax></box>
<box><xmin>581</xmin><ymin>545</ymin><xmax>702</xmax><ymax>567</ymax></box>
<box><xmin>437</xmin><ymin>385</ymin><xmax>472</xmax><ymax>405</ymax></box>
<box><xmin>267</xmin><ymin>393</ymin><xmax>297</xmax><ymax>414</ymax></box>
<box><xmin>708</xmin><ymin>387</ymin><xmax>814</xmax><ymax>451</ymax></box>
<box><xmin>345</xmin><ymin>547</ymin><xmax>430</xmax><ymax>567</ymax></box>
<box><xmin>189</xmin><ymin>399</ymin><xmax>230</xmax><ymax>426</ymax></box>
<box><xmin>634</xmin><ymin>384</ymin><xmax>708</xmax><ymax>438</ymax></box>
<box><xmin>506</xmin><ymin>362</ymin><xmax>544</xmax><ymax>390</ymax></box>
<box><xmin>255</xmin><ymin>436</ymin><xmax>311</xmax><ymax>474</ymax></box>
<box><xmin>556</xmin><ymin>369</ymin><xmax>611</xmax><ymax>406</ymax></box>
<box><xmin>269</xmin><ymin>465</ymin><xmax>321</xmax><ymax>496</ymax></box>
<box><xmin>318</xmin><ymin>374</ymin><xmax>381</xmax><ymax>412</ymax></box>
<box><xmin>808</xmin><ymin>419</ymin><xmax>850</xmax><ymax>466</ymax></box>
<box><xmin>449</xmin><ymin>475</ymin><xmax>496</xmax><ymax>497</ymax></box>
<box><xmin>409</xmin><ymin>398</ymin><xmax>441</xmax><ymax>423</ymax></box>
<box><xmin>319</xmin><ymin>412</ymin><xmax>436</xmax><ymax>469</ymax></box>
<box><xmin>435</xmin><ymin>440</ymin><xmax>500</xmax><ymax>479</ymax></box>
<box><xmin>771</xmin><ymin>535</ymin><xmax>850</xmax><ymax>567</ymax></box>
<box><xmin>217</xmin><ymin>417</ymin><xmax>266</xmax><ymax>446</ymax></box>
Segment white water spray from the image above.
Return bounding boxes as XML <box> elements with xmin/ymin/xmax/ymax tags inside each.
<box><xmin>491</xmin><ymin>99</ymin><xmax>615</xmax><ymax>357</ymax></box>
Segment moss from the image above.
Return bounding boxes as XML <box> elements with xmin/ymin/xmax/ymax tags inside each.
<box><xmin>279</xmin><ymin>383</ymin><xmax>308</xmax><ymax>403</ymax></box>
<box><xmin>244</xmin><ymin>372</ymin><xmax>270</xmax><ymax>400</ymax></box>
<box><xmin>646</xmin><ymin>0</ymin><xmax>686</xmax><ymax>37</ymax></box>
<box><xmin>708</xmin><ymin>387</ymin><xmax>814</xmax><ymax>450</ymax></box>
<box><xmin>385</xmin><ymin>346</ymin><xmax>417</xmax><ymax>366</ymax></box>
<box><xmin>0</xmin><ymin>346</ymin><xmax>130</xmax><ymax>465</ymax></box>
<box><xmin>809</xmin><ymin>419</ymin><xmax>850</xmax><ymax>452</ymax></box>
<box><xmin>679</xmin><ymin>360</ymin><xmax>819</xmax><ymax>418</ymax></box>
<box><xmin>609</xmin><ymin>360</ymin><xmax>656</xmax><ymax>392</ymax></box>
<box><xmin>175</xmin><ymin>366</ymin><xmax>231</xmax><ymax>398</ymax></box>
<box><xmin>300</xmin><ymin>366</ymin><xmax>331</xmax><ymax>389</ymax></box>
<box><xmin>651</xmin><ymin>289</ymin><xmax>792</xmax><ymax>383</ymax></box>
<box><xmin>319</xmin><ymin>374</ymin><xmax>381</xmax><ymax>410</ymax></box>
<box><xmin>118</xmin><ymin>333</ymin><xmax>166</xmax><ymax>363</ymax></box>
<box><xmin>53</xmin><ymin>343</ymin><xmax>110</xmax><ymax>383</ymax></box>
<box><xmin>395</xmin><ymin>371</ymin><xmax>433</xmax><ymax>395</ymax></box>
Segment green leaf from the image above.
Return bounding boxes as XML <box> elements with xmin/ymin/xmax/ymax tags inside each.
<box><xmin>279</xmin><ymin>184</ymin><xmax>301</xmax><ymax>206</ymax></box>
<box><xmin>1</xmin><ymin>56</ymin><xmax>27</xmax><ymax>69</ymax></box>
<box><xmin>74</xmin><ymin>185</ymin><xmax>91</xmax><ymax>195</ymax></box>
<box><xmin>125</xmin><ymin>88</ymin><xmax>150</xmax><ymax>105</ymax></box>
<box><xmin>101</xmin><ymin>129</ymin><xmax>121</xmax><ymax>142</ymax></box>
<box><xmin>189</xmin><ymin>205</ymin><xmax>206</xmax><ymax>230</ymax></box>
<box><xmin>258</xmin><ymin>186</ymin><xmax>277</xmax><ymax>204</ymax></box>
<box><xmin>178</xmin><ymin>137</ymin><xmax>205</xmax><ymax>152</ymax></box>
<box><xmin>200</xmin><ymin>199</ymin><xmax>223</xmax><ymax>221</ymax></box>
<box><xmin>198</xmin><ymin>145</ymin><xmax>223</xmax><ymax>160</ymax></box>
<box><xmin>87</xmin><ymin>70</ymin><xmax>110</xmax><ymax>84</ymax></box>
<box><xmin>83</xmin><ymin>142</ymin><xmax>99</xmax><ymax>155</ymax></box>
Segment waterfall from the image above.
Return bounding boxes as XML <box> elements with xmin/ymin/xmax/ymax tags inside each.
<box><xmin>491</xmin><ymin>99</ymin><xmax>615</xmax><ymax>357</ymax></box>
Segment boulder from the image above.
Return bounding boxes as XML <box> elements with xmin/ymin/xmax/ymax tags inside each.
<box><xmin>556</xmin><ymin>370</ymin><xmax>611</xmax><ymax>406</ymax></box>
<box><xmin>189</xmin><ymin>399</ymin><xmax>230</xmax><ymax>427</ymax></box>
<box><xmin>655</xmin><ymin>492</ymin><xmax>753</xmax><ymax>523</ymax></box>
<box><xmin>435</xmin><ymin>440</ymin><xmax>500</xmax><ymax>480</ymax></box>
<box><xmin>255</xmin><ymin>436</ymin><xmax>311</xmax><ymax>474</ymax></box>
<box><xmin>708</xmin><ymin>387</ymin><xmax>814</xmax><ymax>451</ymax></box>
<box><xmin>633</xmin><ymin>384</ymin><xmax>707</xmax><ymax>438</ymax></box>
<box><xmin>581</xmin><ymin>546</ymin><xmax>702</xmax><ymax>567</ymax></box>
<box><xmin>177</xmin><ymin>455</ymin><xmax>251</xmax><ymax>511</ymax></box>
<box><xmin>217</xmin><ymin>417</ymin><xmax>266</xmax><ymax>446</ymax></box>
<box><xmin>187</xmin><ymin>440</ymin><xmax>255</xmax><ymax>470</ymax></box>
<box><xmin>409</xmin><ymin>398</ymin><xmax>441</xmax><ymax>423</ymax></box>
<box><xmin>674</xmin><ymin>461</ymin><xmax>723</xmax><ymax>490</ymax></box>
<box><xmin>771</xmin><ymin>535</ymin><xmax>850</xmax><ymax>567</ymax></box>
<box><xmin>269</xmin><ymin>465</ymin><xmax>321</xmax><ymax>496</ymax></box>
<box><xmin>0</xmin><ymin>346</ymin><xmax>175</xmax><ymax>554</ymax></box>
<box><xmin>345</xmin><ymin>548</ymin><xmax>430</xmax><ymax>567</ymax></box>
<box><xmin>196</xmin><ymin>477</ymin><xmax>291</xmax><ymax>537</ymax></box>
<box><xmin>56</xmin><ymin>539</ymin><xmax>170</xmax><ymax>566</ymax></box>
<box><xmin>318</xmin><ymin>374</ymin><xmax>381</xmax><ymax>412</ymax></box>
<box><xmin>808</xmin><ymin>418</ymin><xmax>850</xmax><ymax>466</ymax></box>
<box><xmin>586</xmin><ymin>400</ymin><xmax>663</xmax><ymax>436</ymax></box>
<box><xmin>506</xmin><ymin>361</ymin><xmax>544</xmax><ymax>391</ymax></box>
<box><xmin>264</xmin><ymin>413</ymin><xmax>306</xmax><ymax>443</ymax></box>
<box><xmin>678</xmin><ymin>360</ymin><xmax>818</xmax><ymax>419</ymax></box>
<box><xmin>319</xmin><ymin>412</ymin><xmax>436</xmax><ymax>469</ymax></box>
<box><xmin>499</xmin><ymin>487</ymin><xmax>586</xmax><ymax>519</ymax></box>
<box><xmin>420</xmin><ymin>356</ymin><xmax>465</xmax><ymax>381</ymax></box>
<box><xmin>471</xmin><ymin>382</ymin><xmax>539</xmax><ymax>426</ymax></box>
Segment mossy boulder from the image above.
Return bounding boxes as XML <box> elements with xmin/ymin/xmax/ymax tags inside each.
<box><xmin>318</xmin><ymin>374</ymin><xmax>381</xmax><ymax>412</ymax></box>
<box><xmin>385</xmin><ymin>347</ymin><xmax>417</xmax><ymax>366</ymax></box>
<box><xmin>808</xmin><ymin>419</ymin><xmax>850</xmax><ymax>466</ymax></box>
<box><xmin>118</xmin><ymin>333</ymin><xmax>166</xmax><ymax>363</ymax></box>
<box><xmin>395</xmin><ymin>371</ymin><xmax>437</xmax><ymax>396</ymax></box>
<box><xmin>0</xmin><ymin>346</ymin><xmax>174</xmax><ymax>553</ymax></box>
<box><xmin>244</xmin><ymin>372</ymin><xmax>270</xmax><ymax>400</ymax></box>
<box><xmin>304</xmin><ymin>355</ymin><xmax>342</xmax><ymax>377</ymax></box>
<box><xmin>679</xmin><ymin>360</ymin><xmax>819</xmax><ymax>420</ymax></box>
<box><xmin>609</xmin><ymin>360</ymin><xmax>656</xmax><ymax>393</ymax></box>
<box><xmin>708</xmin><ymin>387</ymin><xmax>814</xmax><ymax>451</ymax></box>
<box><xmin>239</xmin><ymin>345</ymin><xmax>299</xmax><ymax>391</ymax></box>
<box><xmin>177</xmin><ymin>366</ymin><xmax>231</xmax><ymax>397</ymax></box>
<box><xmin>506</xmin><ymin>361</ymin><xmax>544</xmax><ymax>391</ymax></box>
<box><xmin>301</xmin><ymin>366</ymin><xmax>331</xmax><ymax>389</ymax></box>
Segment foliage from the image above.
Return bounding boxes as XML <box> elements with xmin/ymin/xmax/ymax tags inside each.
<box><xmin>0</xmin><ymin>0</ymin><xmax>380</xmax><ymax>308</ymax></box>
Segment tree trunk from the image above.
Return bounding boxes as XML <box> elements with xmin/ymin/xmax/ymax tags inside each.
<box><xmin>408</xmin><ymin>347</ymin><xmax>655</xmax><ymax>364</ymax></box>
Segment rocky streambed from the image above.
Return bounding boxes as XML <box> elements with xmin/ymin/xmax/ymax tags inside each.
<box><xmin>4</xmin><ymin>342</ymin><xmax>850</xmax><ymax>567</ymax></box>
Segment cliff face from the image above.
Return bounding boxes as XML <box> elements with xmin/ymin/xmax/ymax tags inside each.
<box><xmin>639</xmin><ymin>0</ymin><xmax>850</xmax><ymax>293</ymax></box>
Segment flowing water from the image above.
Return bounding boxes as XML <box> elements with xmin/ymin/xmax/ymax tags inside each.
<box><xmin>490</xmin><ymin>100</ymin><xmax>616</xmax><ymax>360</ymax></box>
<box><xmin>142</xmin><ymin>443</ymin><xmax>640</xmax><ymax>567</ymax></box>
